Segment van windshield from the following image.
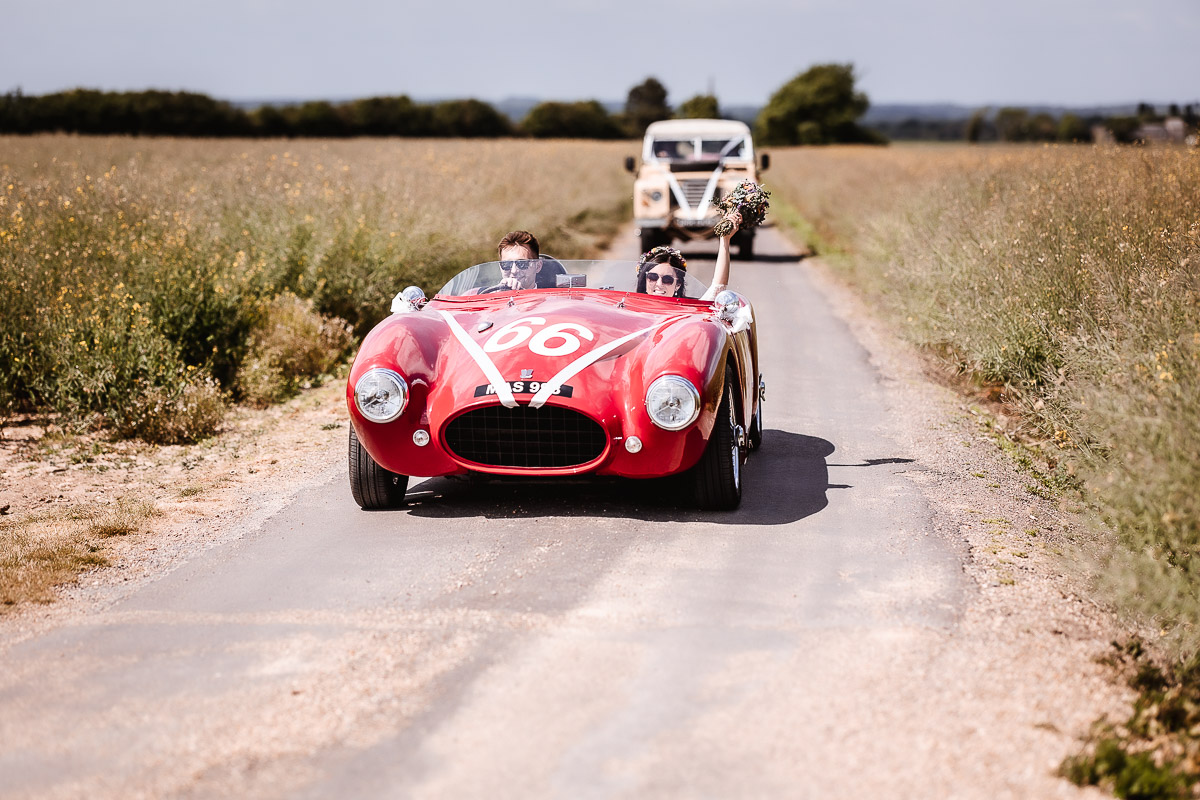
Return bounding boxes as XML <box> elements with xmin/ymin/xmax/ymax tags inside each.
<box><xmin>649</xmin><ymin>136</ymin><xmax>748</xmax><ymax>163</ymax></box>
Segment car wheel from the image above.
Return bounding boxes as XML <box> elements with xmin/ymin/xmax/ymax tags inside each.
<box><xmin>736</xmin><ymin>230</ymin><xmax>755</xmax><ymax>260</ymax></box>
<box><xmin>693</xmin><ymin>372</ymin><xmax>743</xmax><ymax>510</ymax></box>
<box><xmin>349</xmin><ymin>426</ymin><xmax>409</xmax><ymax>509</ymax></box>
<box><xmin>640</xmin><ymin>229</ymin><xmax>664</xmax><ymax>253</ymax></box>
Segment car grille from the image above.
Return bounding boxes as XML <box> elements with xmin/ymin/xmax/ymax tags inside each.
<box><xmin>444</xmin><ymin>405</ymin><xmax>608</xmax><ymax>469</ymax></box>
<box><xmin>679</xmin><ymin>179</ymin><xmax>710</xmax><ymax>208</ymax></box>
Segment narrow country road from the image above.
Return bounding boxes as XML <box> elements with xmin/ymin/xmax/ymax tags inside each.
<box><xmin>0</xmin><ymin>225</ymin><xmax>1119</xmax><ymax>799</ymax></box>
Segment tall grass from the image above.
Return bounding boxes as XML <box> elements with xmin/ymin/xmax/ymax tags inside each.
<box><xmin>0</xmin><ymin>136</ymin><xmax>633</xmax><ymax>440</ymax></box>
<box><xmin>768</xmin><ymin>144</ymin><xmax>1200</xmax><ymax>646</ymax></box>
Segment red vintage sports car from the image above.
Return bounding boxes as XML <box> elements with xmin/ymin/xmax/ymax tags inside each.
<box><xmin>346</xmin><ymin>258</ymin><xmax>762</xmax><ymax>510</ymax></box>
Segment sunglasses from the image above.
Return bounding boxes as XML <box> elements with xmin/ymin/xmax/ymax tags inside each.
<box><xmin>500</xmin><ymin>260</ymin><xmax>538</xmax><ymax>272</ymax></box>
<box><xmin>646</xmin><ymin>271</ymin><xmax>677</xmax><ymax>286</ymax></box>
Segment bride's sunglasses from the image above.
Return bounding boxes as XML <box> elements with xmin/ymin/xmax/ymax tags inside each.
<box><xmin>646</xmin><ymin>271</ymin><xmax>676</xmax><ymax>286</ymax></box>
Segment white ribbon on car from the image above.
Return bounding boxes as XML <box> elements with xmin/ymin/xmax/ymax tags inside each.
<box><xmin>670</xmin><ymin>137</ymin><xmax>748</xmax><ymax>218</ymax></box>
<box><xmin>697</xmin><ymin>165</ymin><xmax>723</xmax><ymax>218</ymax></box>
<box><xmin>437</xmin><ymin>310</ymin><xmax>518</xmax><ymax>408</ymax></box>
<box><xmin>664</xmin><ymin>171</ymin><xmax>691</xmax><ymax>213</ymax></box>
<box><xmin>528</xmin><ymin>314</ymin><xmax>688</xmax><ymax>408</ymax></box>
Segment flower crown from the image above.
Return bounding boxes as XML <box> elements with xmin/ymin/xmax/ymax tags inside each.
<box><xmin>637</xmin><ymin>245</ymin><xmax>687</xmax><ymax>275</ymax></box>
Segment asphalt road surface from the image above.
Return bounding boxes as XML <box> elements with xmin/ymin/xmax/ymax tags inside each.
<box><xmin>0</xmin><ymin>226</ymin><xmax>1100</xmax><ymax>799</ymax></box>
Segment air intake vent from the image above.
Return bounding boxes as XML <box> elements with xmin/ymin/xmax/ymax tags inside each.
<box><xmin>444</xmin><ymin>405</ymin><xmax>608</xmax><ymax>469</ymax></box>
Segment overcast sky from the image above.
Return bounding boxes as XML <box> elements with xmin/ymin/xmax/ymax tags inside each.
<box><xmin>3</xmin><ymin>0</ymin><xmax>1197</xmax><ymax>108</ymax></box>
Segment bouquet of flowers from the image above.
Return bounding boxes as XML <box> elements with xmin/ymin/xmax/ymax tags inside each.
<box><xmin>713</xmin><ymin>180</ymin><xmax>771</xmax><ymax>236</ymax></box>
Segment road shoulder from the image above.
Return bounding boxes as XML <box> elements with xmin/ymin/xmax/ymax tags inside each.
<box><xmin>798</xmin><ymin>250</ymin><xmax>1131</xmax><ymax>785</ymax></box>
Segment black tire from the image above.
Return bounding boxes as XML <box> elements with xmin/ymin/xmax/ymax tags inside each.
<box><xmin>748</xmin><ymin>386</ymin><xmax>763</xmax><ymax>451</ymax></box>
<box><xmin>349</xmin><ymin>426</ymin><xmax>409</xmax><ymax>509</ymax></box>
<box><xmin>692</xmin><ymin>374</ymin><xmax>743</xmax><ymax>510</ymax></box>
<box><xmin>735</xmin><ymin>230</ymin><xmax>755</xmax><ymax>260</ymax></box>
<box><xmin>639</xmin><ymin>228</ymin><xmax>666</xmax><ymax>253</ymax></box>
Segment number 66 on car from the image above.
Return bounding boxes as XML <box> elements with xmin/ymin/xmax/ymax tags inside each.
<box><xmin>346</xmin><ymin>259</ymin><xmax>763</xmax><ymax>510</ymax></box>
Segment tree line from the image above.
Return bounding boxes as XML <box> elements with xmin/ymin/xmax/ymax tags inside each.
<box><xmin>0</xmin><ymin>89</ymin><xmax>515</xmax><ymax>138</ymax></box>
<box><xmin>873</xmin><ymin>103</ymin><xmax>1200</xmax><ymax>143</ymax></box>
<box><xmin>16</xmin><ymin>70</ymin><xmax>1185</xmax><ymax>145</ymax></box>
<box><xmin>0</xmin><ymin>67</ymin><xmax>879</xmax><ymax>144</ymax></box>
<box><xmin>0</xmin><ymin>85</ymin><xmax>718</xmax><ymax>140</ymax></box>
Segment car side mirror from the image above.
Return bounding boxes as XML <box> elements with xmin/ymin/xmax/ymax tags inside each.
<box><xmin>759</xmin><ymin>153</ymin><xmax>770</xmax><ymax>171</ymax></box>
<box><xmin>624</xmin><ymin>156</ymin><xmax>636</xmax><ymax>173</ymax></box>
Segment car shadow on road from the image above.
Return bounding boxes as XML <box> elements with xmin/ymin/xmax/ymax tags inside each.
<box><xmin>400</xmin><ymin>429</ymin><xmax>842</xmax><ymax>526</ymax></box>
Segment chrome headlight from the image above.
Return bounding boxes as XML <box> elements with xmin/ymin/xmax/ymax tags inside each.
<box><xmin>645</xmin><ymin>375</ymin><xmax>700</xmax><ymax>431</ymax></box>
<box><xmin>354</xmin><ymin>368</ymin><xmax>408</xmax><ymax>423</ymax></box>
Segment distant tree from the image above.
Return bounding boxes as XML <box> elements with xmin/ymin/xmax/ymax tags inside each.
<box><xmin>1184</xmin><ymin>105</ymin><xmax>1198</xmax><ymax>126</ymax></box>
<box><xmin>1105</xmin><ymin>116</ymin><xmax>1141</xmax><ymax>143</ymax></box>
<box><xmin>287</xmin><ymin>101</ymin><xmax>348</xmax><ymax>137</ymax></box>
<box><xmin>624</xmin><ymin>77</ymin><xmax>671</xmax><ymax>135</ymax></box>
<box><xmin>994</xmin><ymin>107</ymin><xmax>1030</xmax><ymax>142</ymax></box>
<box><xmin>1136</xmin><ymin>102</ymin><xmax>1161</xmax><ymax>121</ymax></box>
<box><xmin>678</xmin><ymin>94</ymin><xmax>720</xmax><ymax>119</ymax></box>
<box><xmin>251</xmin><ymin>104</ymin><xmax>292</xmax><ymax>137</ymax></box>
<box><xmin>0</xmin><ymin>89</ymin><xmax>31</xmax><ymax>133</ymax></box>
<box><xmin>430</xmin><ymin>99</ymin><xmax>511</xmax><ymax>137</ymax></box>
<box><xmin>965</xmin><ymin>108</ymin><xmax>987</xmax><ymax>143</ymax></box>
<box><xmin>344</xmin><ymin>95</ymin><xmax>432</xmax><ymax>136</ymax></box>
<box><xmin>521</xmin><ymin>100</ymin><xmax>625</xmax><ymax>139</ymax></box>
<box><xmin>874</xmin><ymin>118</ymin><xmax>965</xmax><ymax>141</ymax></box>
<box><xmin>755</xmin><ymin>63</ymin><xmax>882</xmax><ymax>145</ymax></box>
<box><xmin>1028</xmin><ymin>112</ymin><xmax>1057</xmax><ymax>142</ymax></box>
<box><xmin>1168</xmin><ymin>103</ymin><xmax>1181</xmax><ymax>117</ymax></box>
<box><xmin>132</xmin><ymin>91</ymin><xmax>250</xmax><ymax>136</ymax></box>
<box><xmin>1056</xmin><ymin>113</ymin><xmax>1091</xmax><ymax>143</ymax></box>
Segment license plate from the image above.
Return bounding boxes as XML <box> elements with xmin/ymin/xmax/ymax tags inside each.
<box><xmin>474</xmin><ymin>381</ymin><xmax>573</xmax><ymax>398</ymax></box>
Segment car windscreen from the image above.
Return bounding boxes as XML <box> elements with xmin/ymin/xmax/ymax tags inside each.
<box><xmin>436</xmin><ymin>259</ymin><xmax>710</xmax><ymax>299</ymax></box>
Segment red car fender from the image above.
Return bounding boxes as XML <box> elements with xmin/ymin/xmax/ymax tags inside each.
<box><xmin>347</xmin><ymin>313</ymin><xmax>465</xmax><ymax>477</ymax></box>
<box><xmin>600</xmin><ymin>318</ymin><xmax>731</xmax><ymax>477</ymax></box>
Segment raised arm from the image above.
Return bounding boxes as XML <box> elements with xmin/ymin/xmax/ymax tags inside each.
<box><xmin>701</xmin><ymin>211</ymin><xmax>741</xmax><ymax>302</ymax></box>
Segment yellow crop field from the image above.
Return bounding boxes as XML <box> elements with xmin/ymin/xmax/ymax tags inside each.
<box><xmin>769</xmin><ymin>143</ymin><xmax>1200</xmax><ymax>645</ymax></box>
<box><xmin>0</xmin><ymin>135</ymin><xmax>633</xmax><ymax>440</ymax></box>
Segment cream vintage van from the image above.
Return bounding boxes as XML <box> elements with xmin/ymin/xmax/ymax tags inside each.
<box><xmin>625</xmin><ymin>118</ymin><xmax>769</xmax><ymax>258</ymax></box>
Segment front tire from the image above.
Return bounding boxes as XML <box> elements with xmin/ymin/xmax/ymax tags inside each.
<box><xmin>692</xmin><ymin>374</ymin><xmax>743</xmax><ymax>510</ymax></box>
<box><xmin>639</xmin><ymin>228</ymin><xmax>667</xmax><ymax>253</ymax></box>
<box><xmin>735</xmin><ymin>230</ymin><xmax>755</xmax><ymax>260</ymax></box>
<box><xmin>349</xmin><ymin>426</ymin><xmax>409</xmax><ymax>509</ymax></box>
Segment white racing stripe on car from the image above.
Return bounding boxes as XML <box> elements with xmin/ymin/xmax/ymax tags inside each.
<box><xmin>437</xmin><ymin>310</ymin><xmax>518</xmax><ymax>408</ymax></box>
<box><xmin>528</xmin><ymin>315</ymin><xmax>688</xmax><ymax>409</ymax></box>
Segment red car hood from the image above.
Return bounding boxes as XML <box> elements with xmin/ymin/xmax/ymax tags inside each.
<box><xmin>427</xmin><ymin>291</ymin><xmax>710</xmax><ymax>408</ymax></box>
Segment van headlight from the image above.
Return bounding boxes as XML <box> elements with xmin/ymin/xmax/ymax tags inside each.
<box><xmin>645</xmin><ymin>375</ymin><xmax>700</xmax><ymax>431</ymax></box>
<box><xmin>354</xmin><ymin>368</ymin><xmax>408</xmax><ymax>422</ymax></box>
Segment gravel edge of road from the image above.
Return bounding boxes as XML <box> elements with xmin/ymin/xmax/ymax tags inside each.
<box><xmin>0</xmin><ymin>382</ymin><xmax>350</xmax><ymax>648</ymax></box>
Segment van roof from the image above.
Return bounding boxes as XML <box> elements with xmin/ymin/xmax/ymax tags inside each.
<box><xmin>644</xmin><ymin>118</ymin><xmax>752</xmax><ymax>138</ymax></box>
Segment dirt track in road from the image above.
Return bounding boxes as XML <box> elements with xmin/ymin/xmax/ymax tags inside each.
<box><xmin>0</xmin><ymin>224</ymin><xmax>1126</xmax><ymax>798</ymax></box>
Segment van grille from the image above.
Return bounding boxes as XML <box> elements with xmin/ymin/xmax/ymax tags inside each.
<box><xmin>444</xmin><ymin>405</ymin><xmax>608</xmax><ymax>469</ymax></box>
<box><xmin>679</xmin><ymin>179</ymin><xmax>710</xmax><ymax>209</ymax></box>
